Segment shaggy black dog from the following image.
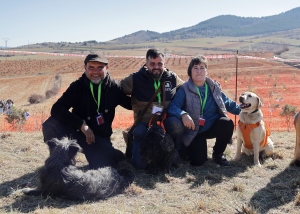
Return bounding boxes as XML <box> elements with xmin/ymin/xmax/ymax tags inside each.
<box><xmin>140</xmin><ymin>124</ymin><xmax>182</xmax><ymax>174</ymax></box>
<box><xmin>22</xmin><ymin>137</ymin><xmax>134</xmax><ymax>200</ymax></box>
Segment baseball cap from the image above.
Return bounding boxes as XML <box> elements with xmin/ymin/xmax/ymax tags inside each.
<box><xmin>84</xmin><ymin>54</ymin><xmax>108</xmax><ymax>65</ymax></box>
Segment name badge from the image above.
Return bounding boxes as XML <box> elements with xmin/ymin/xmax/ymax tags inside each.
<box><xmin>96</xmin><ymin>113</ymin><xmax>105</xmax><ymax>125</ymax></box>
<box><xmin>152</xmin><ymin>104</ymin><xmax>163</xmax><ymax>115</ymax></box>
<box><xmin>199</xmin><ymin>117</ymin><xmax>205</xmax><ymax>126</ymax></box>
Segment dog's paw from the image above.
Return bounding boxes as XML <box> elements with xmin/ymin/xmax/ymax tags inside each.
<box><xmin>21</xmin><ymin>188</ymin><xmax>41</xmax><ymax>196</ymax></box>
<box><xmin>254</xmin><ymin>162</ymin><xmax>262</xmax><ymax>167</ymax></box>
<box><xmin>234</xmin><ymin>156</ymin><xmax>241</xmax><ymax>161</ymax></box>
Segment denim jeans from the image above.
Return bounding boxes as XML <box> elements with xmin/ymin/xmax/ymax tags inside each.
<box><xmin>131</xmin><ymin>116</ymin><xmax>184</xmax><ymax>170</ymax></box>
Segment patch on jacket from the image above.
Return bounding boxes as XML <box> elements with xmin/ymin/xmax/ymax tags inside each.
<box><xmin>164</xmin><ymin>81</ymin><xmax>172</xmax><ymax>91</ymax></box>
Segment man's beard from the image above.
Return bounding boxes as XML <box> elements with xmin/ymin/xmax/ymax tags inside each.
<box><xmin>90</xmin><ymin>79</ymin><xmax>102</xmax><ymax>84</ymax></box>
<box><xmin>149</xmin><ymin>69</ymin><xmax>163</xmax><ymax>79</ymax></box>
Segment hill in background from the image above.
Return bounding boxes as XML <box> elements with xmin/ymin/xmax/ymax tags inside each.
<box><xmin>2</xmin><ymin>7</ymin><xmax>300</xmax><ymax>58</ymax></box>
<box><xmin>111</xmin><ymin>7</ymin><xmax>300</xmax><ymax>43</ymax></box>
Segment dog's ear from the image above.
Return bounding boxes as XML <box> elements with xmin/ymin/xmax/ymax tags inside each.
<box><xmin>68</xmin><ymin>142</ymin><xmax>81</xmax><ymax>159</ymax></box>
<box><xmin>257</xmin><ymin>97</ymin><xmax>262</xmax><ymax>108</ymax></box>
<box><xmin>46</xmin><ymin>138</ymin><xmax>58</xmax><ymax>152</ymax></box>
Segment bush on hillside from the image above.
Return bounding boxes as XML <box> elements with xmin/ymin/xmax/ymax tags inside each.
<box><xmin>5</xmin><ymin>106</ymin><xmax>29</xmax><ymax>131</ymax></box>
<box><xmin>28</xmin><ymin>94</ymin><xmax>45</xmax><ymax>104</ymax></box>
<box><xmin>45</xmin><ymin>88</ymin><xmax>59</xmax><ymax>99</ymax></box>
<box><xmin>280</xmin><ymin>104</ymin><xmax>297</xmax><ymax>131</ymax></box>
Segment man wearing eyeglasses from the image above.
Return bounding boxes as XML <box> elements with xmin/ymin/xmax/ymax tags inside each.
<box><xmin>121</xmin><ymin>48</ymin><xmax>184</xmax><ymax>170</ymax></box>
<box><xmin>42</xmin><ymin>54</ymin><xmax>132</xmax><ymax>169</ymax></box>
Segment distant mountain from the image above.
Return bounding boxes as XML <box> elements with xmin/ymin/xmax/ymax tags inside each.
<box><xmin>110</xmin><ymin>7</ymin><xmax>300</xmax><ymax>43</ymax></box>
<box><xmin>110</xmin><ymin>30</ymin><xmax>160</xmax><ymax>44</ymax></box>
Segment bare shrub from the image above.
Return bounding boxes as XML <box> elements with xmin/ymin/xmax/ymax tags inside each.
<box><xmin>28</xmin><ymin>94</ymin><xmax>45</xmax><ymax>104</ymax></box>
<box><xmin>274</xmin><ymin>45</ymin><xmax>289</xmax><ymax>55</ymax></box>
<box><xmin>5</xmin><ymin>107</ymin><xmax>28</xmax><ymax>131</ymax></box>
<box><xmin>28</xmin><ymin>75</ymin><xmax>61</xmax><ymax>104</ymax></box>
<box><xmin>280</xmin><ymin>104</ymin><xmax>297</xmax><ymax>131</ymax></box>
<box><xmin>45</xmin><ymin>74</ymin><xmax>62</xmax><ymax>99</ymax></box>
<box><xmin>45</xmin><ymin>88</ymin><xmax>59</xmax><ymax>99</ymax></box>
<box><xmin>53</xmin><ymin>74</ymin><xmax>62</xmax><ymax>89</ymax></box>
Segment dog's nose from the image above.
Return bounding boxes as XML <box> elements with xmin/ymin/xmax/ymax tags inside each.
<box><xmin>239</xmin><ymin>97</ymin><xmax>244</xmax><ymax>103</ymax></box>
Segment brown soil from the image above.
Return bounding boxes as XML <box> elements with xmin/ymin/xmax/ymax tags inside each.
<box><xmin>0</xmin><ymin>54</ymin><xmax>299</xmax><ymax>132</ymax></box>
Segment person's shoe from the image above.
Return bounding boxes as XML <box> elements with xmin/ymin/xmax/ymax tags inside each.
<box><xmin>213</xmin><ymin>154</ymin><xmax>231</xmax><ymax>167</ymax></box>
<box><xmin>173</xmin><ymin>159</ymin><xmax>184</xmax><ymax>168</ymax></box>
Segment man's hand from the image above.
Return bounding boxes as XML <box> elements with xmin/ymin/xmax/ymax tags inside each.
<box><xmin>181</xmin><ymin>114</ymin><xmax>195</xmax><ymax>130</ymax></box>
<box><xmin>80</xmin><ymin>122</ymin><xmax>95</xmax><ymax>144</ymax></box>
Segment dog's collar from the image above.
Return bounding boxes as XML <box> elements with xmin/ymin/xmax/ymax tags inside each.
<box><xmin>250</xmin><ymin>109</ymin><xmax>259</xmax><ymax>114</ymax></box>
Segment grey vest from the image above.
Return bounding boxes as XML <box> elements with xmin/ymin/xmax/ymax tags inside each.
<box><xmin>181</xmin><ymin>77</ymin><xmax>228</xmax><ymax>147</ymax></box>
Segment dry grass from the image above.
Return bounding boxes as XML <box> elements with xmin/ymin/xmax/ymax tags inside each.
<box><xmin>0</xmin><ymin>130</ymin><xmax>300</xmax><ymax>213</ymax></box>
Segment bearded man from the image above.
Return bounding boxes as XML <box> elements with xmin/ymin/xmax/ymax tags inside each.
<box><xmin>121</xmin><ymin>49</ymin><xmax>184</xmax><ymax>170</ymax></box>
<box><xmin>42</xmin><ymin>54</ymin><xmax>132</xmax><ymax>170</ymax></box>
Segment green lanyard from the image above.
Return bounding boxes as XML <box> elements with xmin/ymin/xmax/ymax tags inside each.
<box><xmin>195</xmin><ymin>82</ymin><xmax>208</xmax><ymax>117</ymax></box>
<box><xmin>90</xmin><ymin>82</ymin><xmax>102</xmax><ymax>114</ymax></box>
<box><xmin>153</xmin><ymin>80</ymin><xmax>161</xmax><ymax>104</ymax></box>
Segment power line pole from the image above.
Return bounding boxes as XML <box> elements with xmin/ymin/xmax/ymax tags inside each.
<box><xmin>3</xmin><ymin>38</ymin><xmax>9</xmax><ymax>60</ymax></box>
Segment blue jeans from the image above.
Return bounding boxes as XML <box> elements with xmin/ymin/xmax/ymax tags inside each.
<box><xmin>131</xmin><ymin>116</ymin><xmax>184</xmax><ymax>170</ymax></box>
<box><xmin>42</xmin><ymin>116</ymin><xmax>124</xmax><ymax>169</ymax></box>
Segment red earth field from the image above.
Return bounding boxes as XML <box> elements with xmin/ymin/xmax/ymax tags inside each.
<box><xmin>0</xmin><ymin>53</ymin><xmax>299</xmax><ymax>132</ymax></box>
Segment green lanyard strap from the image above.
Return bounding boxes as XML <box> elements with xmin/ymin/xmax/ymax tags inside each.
<box><xmin>90</xmin><ymin>82</ymin><xmax>102</xmax><ymax>114</ymax></box>
<box><xmin>195</xmin><ymin>82</ymin><xmax>208</xmax><ymax>116</ymax></box>
<box><xmin>153</xmin><ymin>80</ymin><xmax>161</xmax><ymax>104</ymax></box>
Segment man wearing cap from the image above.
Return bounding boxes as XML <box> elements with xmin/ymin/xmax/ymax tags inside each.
<box><xmin>42</xmin><ymin>54</ymin><xmax>132</xmax><ymax>169</ymax></box>
<box><xmin>121</xmin><ymin>48</ymin><xmax>185</xmax><ymax>170</ymax></box>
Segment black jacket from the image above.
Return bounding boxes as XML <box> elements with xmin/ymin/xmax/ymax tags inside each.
<box><xmin>51</xmin><ymin>73</ymin><xmax>131</xmax><ymax>137</ymax></box>
<box><xmin>121</xmin><ymin>65</ymin><xmax>184</xmax><ymax>124</ymax></box>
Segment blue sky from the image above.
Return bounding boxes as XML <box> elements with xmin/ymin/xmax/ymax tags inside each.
<box><xmin>1</xmin><ymin>0</ymin><xmax>299</xmax><ymax>47</ymax></box>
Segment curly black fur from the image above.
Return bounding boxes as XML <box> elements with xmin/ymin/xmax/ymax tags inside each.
<box><xmin>140</xmin><ymin>124</ymin><xmax>182</xmax><ymax>174</ymax></box>
<box><xmin>22</xmin><ymin>137</ymin><xmax>134</xmax><ymax>200</ymax></box>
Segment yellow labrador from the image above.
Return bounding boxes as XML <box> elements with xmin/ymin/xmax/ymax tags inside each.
<box><xmin>234</xmin><ymin>92</ymin><xmax>274</xmax><ymax>167</ymax></box>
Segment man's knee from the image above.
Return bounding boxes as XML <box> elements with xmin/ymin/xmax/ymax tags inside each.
<box><xmin>219</xmin><ymin>117</ymin><xmax>234</xmax><ymax>131</ymax></box>
<box><xmin>164</xmin><ymin>116</ymin><xmax>184</xmax><ymax>135</ymax></box>
<box><xmin>226</xmin><ymin>119</ymin><xmax>234</xmax><ymax>133</ymax></box>
<box><xmin>132</xmin><ymin>123</ymin><xmax>147</xmax><ymax>140</ymax></box>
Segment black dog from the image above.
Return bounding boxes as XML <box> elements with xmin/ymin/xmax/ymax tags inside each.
<box><xmin>140</xmin><ymin>124</ymin><xmax>182</xmax><ymax>174</ymax></box>
<box><xmin>22</xmin><ymin>137</ymin><xmax>134</xmax><ymax>200</ymax></box>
